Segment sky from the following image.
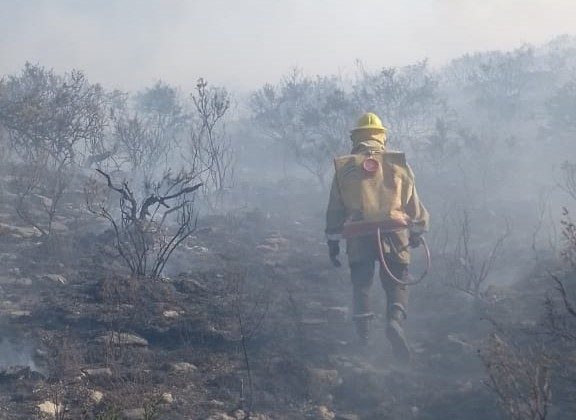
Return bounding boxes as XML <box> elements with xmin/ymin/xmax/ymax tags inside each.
<box><xmin>1</xmin><ymin>0</ymin><xmax>576</xmax><ymax>93</ymax></box>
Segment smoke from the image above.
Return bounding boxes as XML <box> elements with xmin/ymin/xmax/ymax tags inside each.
<box><xmin>2</xmin><ymin>0</ymin><xmax>576</xmax><ymax>91</ymax></box>
<box><xmin>0</xmin><ymin>337</ymin><xmax>37</xmax><ymax>371</ymax></box>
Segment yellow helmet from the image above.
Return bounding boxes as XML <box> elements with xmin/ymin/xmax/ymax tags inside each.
<box><xmin>352</xmin><ymin>112</ymin><xmax>387</xmax><ymax>132</ymax></box>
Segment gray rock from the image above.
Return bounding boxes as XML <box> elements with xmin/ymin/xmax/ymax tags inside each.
<box><xmin>42</xmin><ymin>274</ymin><xmax>67</xmax><ymax>284</ymax></box>
<box><xmin>82</xmin><ymin>367</ymin><xmax>113</xmax><ymax>378</ymax></box>
<box><xmin>37</xmin><ymin>400</ymin><xmax>64</xmax><ymax>417</ymax></box>
<box><xmin>89</xmin><ymin>389</ymin><xmax>104</xmax><ymax>403</ymax></box>
<box><xmin>161</xmin><ymin>392</ymin><xmax>174</xmax><ymax>404</ymax></box>
<box><xmin>95</xmin><ymin>332</ymin><xmax>149</xmax><ymax>347</ymax></box>
<box><xmin>163</xmin><ymin>310</ymin><xmax>181</xmax><ymax>319</ymax></box>
<box><xmin>189</xmin><ymin>245</ymin><xmax>210</xmax><ymax>254</ymax></box>
<box><xmin>169</xmin><ymin>362</ymin><xmax>197</xmax><ymax>373</ymax></box>
<box><xmin>0</xmin><ymin>223</ymin><xmax>41</xmax><ymax>239</ymax></box>
<box><xmin>206</xmin><ymin>413</ymin><xmax>235</xmax><ymax>420</ymax></box>
<box><xmin>309</xmin><ymin>406</ymin><xmax>335</xmax><ymax>420</ymax></box>
<box><xmin>8</xmin><ymin>310</ymin><xmax>31</xmax><ymax>317</ymax></box>
<box><xmin>232</xmin><ymin>410</ymin><xmax>246</xmax><ymax>420</ymax></box>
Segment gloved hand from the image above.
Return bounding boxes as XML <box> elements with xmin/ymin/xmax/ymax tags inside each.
<box><xmin>327</xmin><ymin>240</ymin><xmax>341</xmax><ymax>267</ymax></box>
<box><xmin>409</xmin><ymin>234</ymin><xmax>422</xmax><ymax>248</ymax></box>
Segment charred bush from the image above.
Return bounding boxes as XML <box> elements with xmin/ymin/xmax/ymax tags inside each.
<box><xmin>479</xmin><ymin>334</ymin><xmax>551</xmax><ymax>420</ymax></box>
<box><xmin>86</xmin><ymin>169</ymin><xmax>201</xmax><ymax>279</ymax></box>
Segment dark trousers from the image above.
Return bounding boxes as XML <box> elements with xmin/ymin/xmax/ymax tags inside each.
<box><xmin>350</xmin><ymin>256</ymin><xmax>409</xmax><ymax>320</ymax></box>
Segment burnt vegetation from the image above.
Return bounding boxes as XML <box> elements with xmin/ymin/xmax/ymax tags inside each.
<box><xmin>0</xmin><ymin>36</ymin><xmax>576</xmax><ymax>419</ymax></box>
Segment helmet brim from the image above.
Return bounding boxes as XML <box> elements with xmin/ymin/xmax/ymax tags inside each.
<box><xmin>351</xmin><ymin>125</ymin><xmax>387</xmax><ymax>132</ymax></box>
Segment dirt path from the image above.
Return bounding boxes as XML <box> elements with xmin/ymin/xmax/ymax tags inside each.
<box><xmin>250</xmin><ymin>209</ymin><xmax>503</xmax><ymax>420</ymax></box>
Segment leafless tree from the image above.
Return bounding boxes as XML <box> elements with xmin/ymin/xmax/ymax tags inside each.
<box><xmin>560</xmin><ymin>162</ymin><xmax>576</xmax><ymax>202</ymax></box>
<box><xmin>250</xmin><ymin>69</ymin><xmax>353</xmax><ymax>186</ymax></box>
<box><xmin>444</xmin><ymin>210</ymin><xmax>510</xmax><ymax>301</ymax></box>
<box><xmin>83</xmin><ymin>89</ymin><xmax>127</xmax><ymax>171</ymax></box>
<box><xmin>545</xmin><ymin>77</ymin><xmax>576</xmax><ymax>136</ymax></box>
<box><xmin>353</xmin><ymin>60</ymin><xmax>440</xmax><ymax>152</ymax></box>
<box><xmin>0</xmin><ymin>124</ymin><xmax>8</xmax><ymax>166</ymax></box>
<box><xmin>14</xmin><ymin>153</ymin><xmax>70</xmax><ymax>237</ymax></box>
<box><xmin>560</xmin><ymin>207</ymin><xmax>576</xmax><ymax>267</ymax></box>
<box><xmin>479</xmin><ymin>334</ymin><xmax>551</xmax><ymax>420</ymax></box>
<box><xmin>542</xmin><ymin>207</ymin><xmax>576</xmax><ymax>341</ymax></box>
<box><xmin>422</xmin><ymin>115</ymin><xmax>461</xmax><ymax>166</ymax></box>
<box><xmin>230</xmin><ymin>269</ymin><xmax>271</xmax><ymax>416</ymax></box>
<box><xmin>0</xmin><ymin>63</ymin><xmax>108</xmax><ymax>236</ymax></box>
<box><xmin>87</xmin><ymin>169</ymin><xmax>201</xmax><ymax>279</ymax></box>
<box><xmin>189</xmin><ymin>78</ymin><xmax>234</xmax><ymax>194</ymax></box>
<box><xmin>0</xmin><ymin>63</ymin><xmax>107</xmax><ymax>165</ymax></box>
<box><xmin>0</xmin><ymin>125</ymin><xmax>9</xmax><ymax>199</ymax></box>
<box><xmin>544</xmin><ymin>272</ymin><xmax>576</xmax><ymax>343</ymax></box>
<box><xmin>113</xmin><ymin>82</ymin><xmax>188</xmax><ymax>178</ymax></box>
<box><xmin>531</xmin><ymin>191</ymin><xmax>560</xmax><ymax>260</ymax></box>
<box><xmin>113</xmin><ymin>113</ymin><xmax>164</xmax><ymax>173</ymax></box>
<box><xmin>443</xmin><ymin>46</ymin><xmax>537</xmax><ymax>122</ymax></box>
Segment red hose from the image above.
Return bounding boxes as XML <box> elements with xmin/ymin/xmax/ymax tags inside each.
<box><xmin>377</xmin><ymin>227</ymin><xmax>431</xmax><ymax>286</ymax></box>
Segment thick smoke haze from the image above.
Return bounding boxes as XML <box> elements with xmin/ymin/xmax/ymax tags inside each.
<box><xmin>2</xmin><ymin>2</ymin><xmax>576</xmax><ymax>419</ymax></box>
<box><xmin>2</xmin><ymin>0</ymin><xmax>576</xmax><ymax>91</ymax></box>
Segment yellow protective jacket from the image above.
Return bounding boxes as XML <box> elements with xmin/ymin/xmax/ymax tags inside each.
<box><xmin>325</xmin><ymin>139</ymin><xmax>429</xmax><ymax>264</ymax></box>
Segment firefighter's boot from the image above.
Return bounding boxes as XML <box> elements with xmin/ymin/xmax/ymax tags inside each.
<box><xmin>353</xmin><ymin>313</ymin><xmax>373</xmax><ymax>346</ymax></box>
<box><xmin>386</xmin><ymin>305</ymin><xmax>411</xmax><ymax>363</ymax></box>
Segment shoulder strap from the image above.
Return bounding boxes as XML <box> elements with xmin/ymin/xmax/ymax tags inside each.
<box><xmin>384</xmin><ymin>151</ymin><xmax>407</xmax><ymax>167</ymax></box>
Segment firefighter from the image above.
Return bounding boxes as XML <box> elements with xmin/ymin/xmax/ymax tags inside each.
<box><xmin>325</xmin><ymin>112</ymin><xmax>429</xmax><ymax>362</ymax></box>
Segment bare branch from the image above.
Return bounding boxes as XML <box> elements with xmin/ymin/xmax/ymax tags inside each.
<box><xmin>89</xmin><ymin>169</ymin><xmax>201</xmax><ymax>279</ymax></box>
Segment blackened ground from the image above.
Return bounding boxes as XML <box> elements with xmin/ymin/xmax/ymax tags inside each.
<box><xmin>0</xmin><ymin>179</ymin><xmax>570</xmax><ymax>419</ymax></box>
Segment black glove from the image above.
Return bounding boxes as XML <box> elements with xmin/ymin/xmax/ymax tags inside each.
<box><xmin>409</xmin><ymin>234</ymin><xmax>422</xmax><ymax>248</ymax></box>
<box><xmin>327</xmin><ymin>240</ymin><xmax>341</xmax><ymax>267</ymax></box>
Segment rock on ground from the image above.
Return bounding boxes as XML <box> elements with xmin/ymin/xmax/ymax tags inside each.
<box><xmin>41</xmin><ymin>274</ymin><xmax>67</xmax><ymax>284</ymax></box>
<box><xmin>168</xmin><ymin>361</ymin><xmax>198</xmax><ymax>373</ymax></box>
<box><xmin>161</xmin><ymin>392</ymin><xmax>174</xmax><ymax>404</ymax></box>
<box><xmin>82</xmin><ymin>367</ymin><xmax>113</xmax><ymax>378</ymax></box>
<box><xmin>206</xmin><ymin>413</ymin><xmax>235</xmax><ymax>420</ymax></box>
<box><xmin>37</xmin><ymin>400</ymin><xmax>64</xmax><ymax>417</ymax></box>
<box><xmin>0</xmin><ymin>223</ymin><xmax>41</xmax><ymax>239</ymax></box>
<box><xmin>94</xmin><ymin>332</ymin><xmax>149</xmax><ymax>347</ymax></box>
<box><xmin>89</xmin><ymin>389</ymin><xmax>104</xmax><ymax>404</ymax></box>
<box><xmin>309</xmin><ymin>405</ymin><xmax>335</xmax><ymax>420</ymax></box>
